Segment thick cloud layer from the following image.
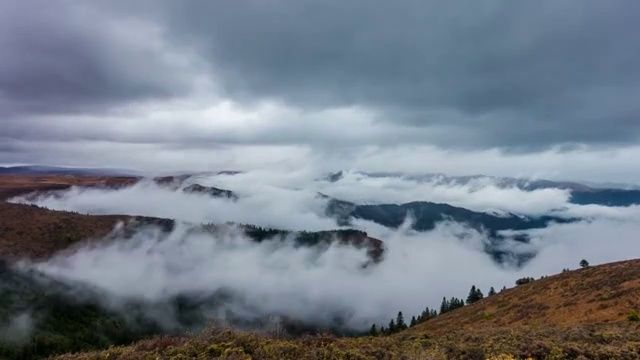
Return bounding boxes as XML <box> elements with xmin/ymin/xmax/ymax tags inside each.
<box><xmin>154</xmin><ymin>0</ymin><xmax>640</xmax><ymax>149</ymax></box>
<box><xmin>2</xmin><ymin>1</ymin><xmax>640</xmax><ymax>181</ymax></box>
<box><xmin>15</xmin><ymin>170</ymin><xmax>634</xmax><ymax>221</ymax></box>
<box><xmin>11</xmin><ymin>171</ymin><xmax>640</xmax><ymax>330</ymax></box>
<box><xmin>29</xmin><ymin>219</ymin><xmax>640</xmax><ymax>330</ymax></box>
<box><xmin>0</xmin><ymin>1</ymin><xmax>203</xmax><ymax>117</ymax></box>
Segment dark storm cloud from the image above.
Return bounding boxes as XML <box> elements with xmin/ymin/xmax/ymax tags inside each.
<box><xmin>2</xmin><ymin>0</ymin><xmax>640</xmax><ymax>155</ymax></box>
<box><xmin>148</xmin><ymin>0</ymin><xmax>640</xmax><ymax>149</ymax></box>
<box><xmin>0</xmin><ymin>1</ymin><xmax>196</xmax><ymax>117</ymax></box>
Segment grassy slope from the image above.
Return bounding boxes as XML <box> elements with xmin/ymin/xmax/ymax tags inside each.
<box><xmin>51</xmin><ymin>261</ymin><xmax>640</xmax><ymax>360</ymax></box>
<box><xmin>0</xmin><ymin>174</ymin><xmax>139</xmax><ymax>259</ymax></box>
<box><xmin>0</xmin><ymin>202</ymin><xmax>127</xmax><ymax>259</ymax></box>
<box><xmin>53</xmin><ymin>323</ymin><xmax>640</xmax><ymax>360</ymax></box>
<box><xmin>0</xmin><ymin>175</ymin><xmax>139</xmax><ymax>200</ymax></box>
<box><xmin>410</xmin><ymin>259</ymin><xmax>640</xmax><ymax>335</ymax></box>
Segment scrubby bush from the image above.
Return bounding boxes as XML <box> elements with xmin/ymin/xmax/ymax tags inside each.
<box><xmin>515</xmin><ymin>277</ymin><xmax>535</xmax><ymax>286</ymax></box>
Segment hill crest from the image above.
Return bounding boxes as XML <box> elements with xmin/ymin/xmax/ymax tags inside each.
<box><xmin>409</xmin><ymin>258</ymin><xmax>640</xmax><ymax>335</ymax></box>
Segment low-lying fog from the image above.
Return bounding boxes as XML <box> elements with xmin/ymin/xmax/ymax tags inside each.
<box><xmin>10</xmin><ymin>169</ymin><xmax>640</xmax><ymax>330</ymax></box>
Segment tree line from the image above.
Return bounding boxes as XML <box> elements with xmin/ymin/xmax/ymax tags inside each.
<box><xmin>369</xmin><ymin>284</ymin><xmax>500</xmax><ymax>336</ymax></box>
<box><xmin>369</xmin><ymin>259</ymin><xmax>589</xmax><ymax>336</ymax></box>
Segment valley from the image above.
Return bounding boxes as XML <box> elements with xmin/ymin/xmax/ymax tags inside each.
<box><xmin>1</xmin><ymin>169</ymin><xmax>640</xmax><ymax>359</ymax></box>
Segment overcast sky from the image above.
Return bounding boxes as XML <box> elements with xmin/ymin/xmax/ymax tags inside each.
<box><xmin>2</xmin><ymin>0</ymin><xmax>640</xmax><ymax>182</ymax></box>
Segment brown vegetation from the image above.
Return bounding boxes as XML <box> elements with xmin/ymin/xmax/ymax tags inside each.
<box><xmin>0</xmin><ymin>173</ymin><xmax>143</xmax><ymax>258</ymax></box>
<box><xmin>52</xmin><ymin>322</ymin><xmax>640</xmax><ymax>360</ymax></box>
<box><xmin>0</xmin><ymin>175</ymin><xmax>140</xmax><ymax>200</ymax></box>
<box><xmin>0</xmin><ymin>202</ymin><xmax>127</xmax><ymax>259</ymax></box>
<box><xmin>409</xmin><ymin>258</ymin><xmax>640</xmax><ymax>335</ymax></box>
<box><xmin>45</xmin><ymin>255</ymin><xmax>640</xmax><ymax>359</ymax></box>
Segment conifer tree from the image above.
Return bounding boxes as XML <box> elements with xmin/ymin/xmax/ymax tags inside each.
<box><xmin>440</xmin><ymin>297</ymin><xmax>449</xmax><ymax>315</ymax></box>
<box><xmin>369</xmin><ymin>324</ymin><xmax>378</xmax><ymax>336</ymax></box>
<box><xmin>488</xmin><ymin>287</ymin><xmax>496</xmax><ymax>296</ymax></box>
<box><xmin>467</xmin><ymin>285</ymin><xmax>478</xmax><ymax>304</ymax></box>
<box><xmin>396</xmin><ymin>311</ymin><xmax>406</xmax><ymax>330</ymax></box>
<box><xmin>388</xmin><ymin>319</ymin><xmax>396</xmax><ymax>333</ymax></box>
<box><xmin>410</xmin><ymin>316</ymin><xmax>417</xmax><ymax>327</ymax></box>
<box><xmin>466</xmin><ymin>285</ymin><xmax>485</xmax><ymax>304</ymax></box>
<box><xmin>419</xmin><ymin>306</ymin><xmax>436</xmax><ymax>322</ymax></box>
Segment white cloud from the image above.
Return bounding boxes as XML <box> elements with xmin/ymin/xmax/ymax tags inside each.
<box><xmin>24</xmin><ymin>217</ymin><xmax>640</xmax><ymax>331</ymax></box>
<box><xmin>315</xmin><ymin>170</ymin><xmax>571</xmax><ymax>216</ymax></box>
<box><xmin>11</xmin><ymin>170</ymin><xmax>640</xmax><ymax>330</ymax></box>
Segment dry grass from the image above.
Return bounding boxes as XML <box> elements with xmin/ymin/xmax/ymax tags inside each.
<box><xmin>0</xmin><ymin>174</ymin><xmax>139</xmax><ymax>200</ymax></box>
<box><xmin>0</xmin><ymin>175</ymin><xmax>142</xmax><ymax>258</ymax></box>
<box><xmin>408</xmin><ymin>259</ymin><xmax>640</xmax><ymax>336</ymax></box>
<box><xmin>0</xmin><ymin>202</ymin><xmax>128</xmax><ymax>259</ymax></box>
<box><xmin>52</xmin><ymin>322</ymin><xmax>640</xmax><ymax>360</ymax></box>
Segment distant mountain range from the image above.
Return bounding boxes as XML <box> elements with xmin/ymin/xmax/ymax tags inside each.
<box><xmin>322</xmin><ymin>171</ymin><xmax>640</xmax><ymax>207</ymax></box>
<box><xmin>0</xmin><ymin>165</ymin><xmax>136</xmax><ymax>176</ymax></box>
<box><xmin>0</xmin><ymin>165</ymin><xmax>248</xmax><ymax>178</ymax></box>
<box><xmin>322</xmin><ymin>194</ymin><xmax>572</xmax><ymax>234</ymax></box>
<box><xmin>4</xmin><ymin>166</ymin><xmax>638</xmax><ymax>266</ymax></box>
<box><xmin>318</xmin><ymin>193</ymin><xmax>572</xmax><ymax>265</ymax></box>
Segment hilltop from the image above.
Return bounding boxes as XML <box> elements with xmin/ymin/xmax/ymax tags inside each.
<box><xmin>0</xmin><ymin>202</ymin><xmax>127</xmax><ymax>259</ymax></box>
<box><xmin>409</xmin><ymin>258</ymin><xmax>640</xmax><ymax>334</ymax></box>
<box><xmin>0</xmin><ymin>174</ymin><xmax>140</xmax><ymax>201</ymax></box>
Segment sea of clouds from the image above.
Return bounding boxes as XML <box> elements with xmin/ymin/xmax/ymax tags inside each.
<box><xmin>9</xmin><ymin>169</ymin><xmax>640</xmax><ymax>330</ymax></box>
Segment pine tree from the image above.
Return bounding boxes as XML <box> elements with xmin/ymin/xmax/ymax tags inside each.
<box><xmin>440</xmin><ymin>297</ymin><xmax>449</xmax><ymax>315</ymax></box>
<box><xmin>419</xmin><ymin>306</ymin><xmax>436</xmax><ymax>323</ymax></box>
<box><xmin>410</xmin><ymin>316</ymin><xmax>417</xmax><ymax>327</ymax></box>
<box><xmin>369</xmin><ymin>324</ymin><xmax>378</xmax><ymax>336</ymax></box>
<box><xmin>419</xmin><ymin>308</ymin><xmax>427</xmax><ymax>322</ymax></box>
<box><xmin>488</xmin><ymin>287</ymin><xmax>496</xmax><ymax>296</ymax></box>
<box><xmin>445</xmin><ymin>297</ymin><xmax>460</xmax><ymax>311</ymax></box>
<box><xmin>396</xmin><ymin>311</ymin><xmax>406</xmax><ymax>330</ymax></box>
<box><xmin>467</xmin><ymin>285</ymin><xmax>478</xmax><ymax>304</ymax></box>
<box><xmin>388</xmin><ymin>319</ymin><xmax>396</xmax><ymax>333</ymax></box>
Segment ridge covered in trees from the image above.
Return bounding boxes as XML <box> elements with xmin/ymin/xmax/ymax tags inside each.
<box><xmin>370</xmin><ymin>284</ymin><xmax>490</xmax><ymax>336</ymax></box>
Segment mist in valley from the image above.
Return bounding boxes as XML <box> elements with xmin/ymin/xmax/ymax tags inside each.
<box><xmin>7</xmin><ymin>170</ymin><xmax>640</xmax><ymax>335</ymax></box>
